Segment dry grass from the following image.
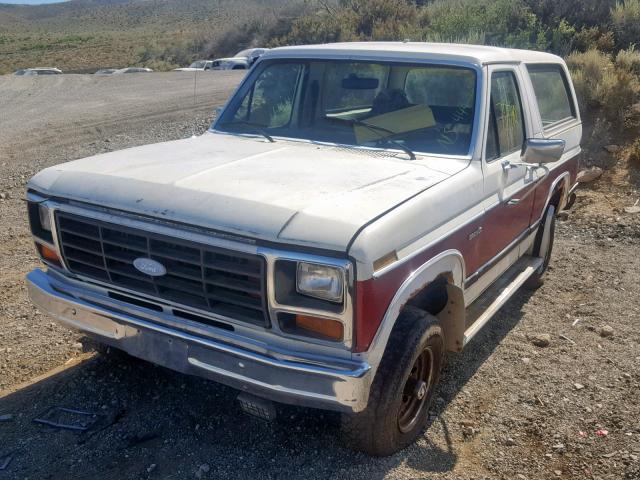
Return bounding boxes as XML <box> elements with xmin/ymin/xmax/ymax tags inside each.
<box><xmin>0</xmin><ymin>0</ymin><xmax>303</xmax><ymax>74</ymax></box>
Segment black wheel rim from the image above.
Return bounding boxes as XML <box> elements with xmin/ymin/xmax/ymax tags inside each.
<box><xmin>397</xmin><ymin>346</ymin><xmax>435</xmax><ymax>434</ymax></box>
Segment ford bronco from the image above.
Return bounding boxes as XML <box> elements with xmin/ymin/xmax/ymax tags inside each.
<box><xmin>26</xmin><ymin>42</ymin><xmax>581</xmax><ymax>455</ymax></box>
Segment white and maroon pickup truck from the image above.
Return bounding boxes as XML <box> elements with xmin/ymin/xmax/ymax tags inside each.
<box><xmin>26</xmin><ymin>42</ymin><xmax>580</xmax><ymax>455</ymax></box>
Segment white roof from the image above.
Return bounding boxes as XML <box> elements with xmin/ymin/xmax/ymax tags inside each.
<box><xmin>265</xmin><ymin>42</ymin><xmax>563</xmax><ymax>66</ymax></box>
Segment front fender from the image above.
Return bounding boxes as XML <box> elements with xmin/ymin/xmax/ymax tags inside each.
<box><xmin>354</xmin><ymin>249</ymin><xmax>465</xmax><ymax>373</ymax></box>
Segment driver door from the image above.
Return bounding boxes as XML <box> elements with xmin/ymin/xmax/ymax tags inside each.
<box><xmin>478</xmin><ymin>65</ymin><xmax>537</xmax><ymax>276</ymax></box>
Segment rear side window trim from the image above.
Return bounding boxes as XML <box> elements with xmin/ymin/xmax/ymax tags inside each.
<box><xmin>526</xmin><ymin>63</ymin><xmax>577</xmax><ymax>132</ymax></box>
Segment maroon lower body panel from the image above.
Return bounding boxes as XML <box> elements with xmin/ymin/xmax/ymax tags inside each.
<box><xmin>353</xmin><ymin>156</ymin><xmax>579</xmax><ymax>353</ymax></box>
<box><xmin>354</xmin><ymin>216</ymin><xmax>483</xmax><ymax>353</ymax></box>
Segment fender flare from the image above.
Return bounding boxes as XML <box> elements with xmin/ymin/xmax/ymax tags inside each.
<box><xmin>359</xmin><ymin>249</ymin><xmax>466</xmax><ymax>373</ymax></box>
<box><xmin>544</xmin><ymin>171</ymin><xmax>570</xmax><ymax>215</ymax></box>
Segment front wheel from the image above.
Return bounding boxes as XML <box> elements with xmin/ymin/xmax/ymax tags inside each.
<box><xmin>341</xmin><ymin>306</ymin><xmax>444</xmax><ymax>456</ymax></box>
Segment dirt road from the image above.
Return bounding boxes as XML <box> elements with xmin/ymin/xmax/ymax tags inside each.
<box><xmin>0</xmin><ymin>73</ymin><xmax>638</xmax><ymax>480</ymax></box>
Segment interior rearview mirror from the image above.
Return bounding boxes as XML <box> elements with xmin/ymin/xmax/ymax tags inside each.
<box><xmin>521</xmin><ymin>138</ymin><xmax>565</xmax><ymax>164</ymax></box>
<box><xmin>341</xmin><ymin>74</ymin><xmax>379</xmax><ymax>90</ymax></box>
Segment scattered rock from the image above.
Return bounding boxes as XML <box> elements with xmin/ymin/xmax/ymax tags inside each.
<box><xmin>195</xmin><ymin>464</ymin><xmax>210</xmax><ymax>479</ymax></box>
<box><xmin>459</xmin><ymin>419</ymin><xmax>475</xmax><ymax>428</ymax></box>
<box><xmin>0</xmin><ymin>192</ymin><xmax>8</xmax><ymax>200</ymax></box>
<box><xmin>505</xmin><ymin>437</ymin><xmax>516</xmax><ymax>446</ymax></box>
<box><xmin>599</xmin><ymin>325</ymin><xmax>614</xmax><ymax>338</ymax></box>
<box><xmin>554</xmin><ymin>470</ymin><xmax>562</xmax><ymax>476</ymax></box>
<box><xmin>624</xmin><ymin>205</ymin><xmax>640</xmax><ymax>214</ymax></box>
<box><xmin>147</xmin><ymin>464</ymin><xmax>157</xmax><ymax>473</ymax></box>
<box><xmin>553</xmin><ymin>443</ymin><xmax>566</xmax><ymax>453</ymax></box>
<box><xmin>574</xmin><ymin>383</ymin><xmax>585</xmax><ymax>391</ymax></box>
<box><xmin>530</xmin><ymin>333</ymin><xmax>551</xmax><ymax>348</ymax></box>
<box><xmin>577</xmin><ymin>167</ymin><xmax>603</xmax><ymax>184</ymax></box>
<box><xmin>72</xmin><ymin>342</ymin><xmax>84</xmax><ymax>350</ymax></box>
<box><xmin>462</xmin><ymin>426</ymin><xmax>477</xmax><ymax>438</ymax></box>
<box><xmin>604</xmin><ymin>145</ymin><xmax>621</xmax><ymax>153</ymax></box>
<box><xmin>521</xmin><ymin>357</ymin><xmax>531</xmax><ymax>365</ymax></box>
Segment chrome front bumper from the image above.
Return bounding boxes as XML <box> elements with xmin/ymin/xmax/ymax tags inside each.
<box><xmin>26</xmin><ymin>269</ymin><xmax>372</xmax><ymax>413</ymax></box>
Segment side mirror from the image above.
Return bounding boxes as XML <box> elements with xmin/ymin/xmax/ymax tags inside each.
<box><xmin>521</xmin><ymin>138</ymin><xmax>565</xmax><ymax>164</ymax></box>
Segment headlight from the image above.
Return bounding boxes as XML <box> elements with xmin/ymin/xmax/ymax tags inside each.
<box><xmin>38</xmin><ymin>204</ymin><xmax>51</xmax><ymax>231</ymax></box>
<box><xmin>296</xmin><ymin>262</ymin><xmax>344</xmax><ymax>303</ymax></box>
<box><xmin>27</xmin><ymin>200</ymin><xmax>53</xmax><ymax>243</ymax></box>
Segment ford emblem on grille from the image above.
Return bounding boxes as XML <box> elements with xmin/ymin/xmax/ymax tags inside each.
<box><xmin>133</xmin><ymin>258</ymin><xmax>167</xmax><ymax>277</ymax></box>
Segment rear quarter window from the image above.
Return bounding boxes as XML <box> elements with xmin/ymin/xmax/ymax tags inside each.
<box><xmin>526</xmin><ymin>64</ymin><xmax>576</xmax><ymax>130</ymax></box>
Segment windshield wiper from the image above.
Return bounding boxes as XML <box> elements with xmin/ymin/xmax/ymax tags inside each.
<box><xmin>218</xmin><ymin>120</ymin><xmax>275</xmax><ymax>143</ymax></box>
<box><xmin>326</xmin><ymin>116</ymin><xmax>416</xmax><ymax>160</ymax></box>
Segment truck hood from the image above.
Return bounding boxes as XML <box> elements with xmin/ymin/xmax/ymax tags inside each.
<box><xmin>29</xmin><ymin>132</ymin><xmax>467</xmax><ymax>251</ymax></box>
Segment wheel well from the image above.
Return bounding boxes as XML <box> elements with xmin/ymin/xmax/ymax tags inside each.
<box><xmin>404</xmin><ymin>273</ymin><xmax>466</xmax><ymax>352</ymax></box>
<box><xmin>406</xmin><ymin>275</ymin><xmax>449</xmax><ymax>316</ymax></box>
<box><xmin>549</xmin><ymin>188</ymin><xmax>562</xmax><ymax>210</ymax></box>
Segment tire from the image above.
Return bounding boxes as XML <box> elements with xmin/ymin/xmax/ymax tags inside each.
<box><xmin>341</xmin><ymin>306</ymin><xmax>445</xmax><ymax>456</ymax></box>
<box><xmin>525</xmin><ymin>204</ymin><xmax>556</xmax><ymax>289</ymax></box>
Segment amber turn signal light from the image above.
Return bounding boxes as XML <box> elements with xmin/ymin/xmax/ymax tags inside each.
<box><xmin>36</xmin><ymin>242</ymin><xmax>62</xmax><ymax>267</ymax></box>
<box><xmin>294</xmin><ymin>314</ymin><xmax>344</xmax><ymax>342</ymax></box>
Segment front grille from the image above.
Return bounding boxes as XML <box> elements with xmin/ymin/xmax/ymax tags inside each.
<box><xmin>55</xmin><ymin>212</ymin><xmax>268</xmax><ymax>327</ymax></box>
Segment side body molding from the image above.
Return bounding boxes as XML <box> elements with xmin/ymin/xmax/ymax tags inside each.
<box><xmin>356</xmin><ymin>250</ymin><xmax>465</xmax><ymax>373</ymax></box>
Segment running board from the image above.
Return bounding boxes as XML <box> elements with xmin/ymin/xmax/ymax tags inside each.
<box><xmin>463</xmin><ymin>256</ymin><xmax>543</xmax><ymax>346</ymax></box>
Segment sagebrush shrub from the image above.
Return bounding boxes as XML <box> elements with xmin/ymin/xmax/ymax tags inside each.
<box><xmin>567</xmin><ymin>49</ymin><xmax>640</xmax><ymax>123</ymax></box>
<box><xmin>611</xmin><ymin>0</ymin><xmax>640</xmax><ymax>49</ymax></box>
<box><xmin>616</xmin><ymin>47</ymin><xmax>640</xmax><ymax>76</ymax></box>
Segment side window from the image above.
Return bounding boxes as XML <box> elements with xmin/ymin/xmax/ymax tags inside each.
<box><xmin>234</xmin><ymin>63</ymin><xmax>302</xmax><ymax>128</ymax></box>
<box><xmin>527</xmin><ymin>64</ymin><xmax>576</xmax><ymax>129</ymax></box>
<box><xmin>486</xmin><ymin>71</ymin><xmax>525</xmax><ymax>160</ymax></box>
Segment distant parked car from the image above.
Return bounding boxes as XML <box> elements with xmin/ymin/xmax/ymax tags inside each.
<box><xmin>94</xmin><ymin>68</ymin><xmax>117</xmax><ymax>75</ymax></box>
<box><xmin>14</xmin><ymin>68</ymin><xmax>62</xmax><ymax>76</ymax></box>
<box><xmin>113</xmin><ymin>67</ymin><xmax>153</xmax><ymax>74</ymax></box>
<box><xmin>211</xmin><ymin>48</ymin><xmax>268</xmax><ymax>70</ymax></box>
<box><xmin>173</xmin><ymin>60</ymin><xmax>214</xmax><ymax>72</ymax></box>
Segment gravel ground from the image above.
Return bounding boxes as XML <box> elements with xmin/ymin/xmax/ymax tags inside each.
<box><xmin>0</xmin><ymin>73</ymin><xmax>639</xmax><ymax>480</ymax></box>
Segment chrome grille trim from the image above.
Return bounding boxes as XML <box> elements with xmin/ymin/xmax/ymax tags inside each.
<box><xmin>55</xmin><ymin>212</ymin><xmax>269</xmax><ymax>327</ymax></box>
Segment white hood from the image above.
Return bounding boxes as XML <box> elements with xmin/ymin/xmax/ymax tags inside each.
<box><xmin>29</xmin><ymin>133</ymin><xmax>465</xmax><ymax>251</ymax></box>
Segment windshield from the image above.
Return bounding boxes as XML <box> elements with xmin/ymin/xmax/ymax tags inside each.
<box><xmin>216</xmin><ymin>59</ymin><xmax>477</xmax><ymax>156</ymax></box>
<box><xmin>189</xmin><ymin>61</ymin><xmax>207</xmax><ymax>68</ymax></box>
<box><xmin>235</xmin><ymin>49</ymin><xmax>253</xmax><ymax>58</ymax></box>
